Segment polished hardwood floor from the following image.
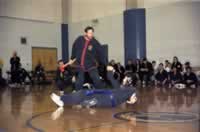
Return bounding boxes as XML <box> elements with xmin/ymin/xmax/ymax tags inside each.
<box><xmin>0</xmin><ymin>84</ymin><xmax>199</xmax><ymax>132</ymax></box>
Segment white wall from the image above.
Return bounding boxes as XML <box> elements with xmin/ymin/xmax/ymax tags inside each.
<box><xmin>68</xmin><ymin>14</ymin><xmax>124</xmax><ymax>64</ymax></box>
<box><xmin>0</xmin><ymin>0</ymin><xmax>62</xmax><ymax>23</ymax></box>
<box><xmin>0</xmin><ymin>17</ymin><xmax>62</xmax><ymax>77</ymax></box>
<box><xmin>66</xmin><ymin>0</ymin><xmax>126</xmax><ymax>23</ymax></box>
<box><xmin>146</xmin><ymin>2</ymin><xmax>200</xmax><ymax>66</ymax></box>
<box><xmin>138</xmin><ymin>0</ymin><xmax>191</xmax><ymax>8</ymax></box>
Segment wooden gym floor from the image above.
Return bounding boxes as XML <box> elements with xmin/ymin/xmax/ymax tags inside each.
<box><xmin>0</xmin><ymin>84</ymin><xmax>199</xmax><ymax>132</ymax></box>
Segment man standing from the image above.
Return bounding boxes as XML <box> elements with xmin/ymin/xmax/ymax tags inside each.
<box><xmin>68</xmin><ymin>26</ymin><xmax>106</xmax><ymax>90</ymax></box>
<box><xmin>10</xmin><ymin>51</ymin><xmax>21</xmax><ymax>84</ymax></box>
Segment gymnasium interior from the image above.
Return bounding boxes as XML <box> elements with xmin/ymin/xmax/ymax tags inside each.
<box><xmin>0</xmin><ymin>0</ymin><xmax>199</xmax><ymax>132</ymax></box>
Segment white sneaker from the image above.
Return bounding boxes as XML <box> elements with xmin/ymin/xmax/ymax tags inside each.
<box><xmin>127</xmin><ymin>93</ymin><xmax>137</xmax><ymax>104</ymax></box>
<box><xmin>175</xmin><ymin>84</ymin><xmax>186</xmax><ymax>90</ymax></box>
<box><xmin>51</xmin><ymin>93</ymin><xmax>64</xmax><ymax>107</ymax></box>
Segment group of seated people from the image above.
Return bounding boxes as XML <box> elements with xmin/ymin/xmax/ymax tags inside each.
<box><xmin>125</xmin><ymin>56</ymin><xmax>198</xmax><ymax>89</ymax></box>
<box><xmin>55</xmin><ymin>56</ymin><xmax>199</xmax><ymax>94</ymax></box>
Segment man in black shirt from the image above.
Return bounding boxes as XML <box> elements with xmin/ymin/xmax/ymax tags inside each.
<box><xmin>10</xmin><ymin>51</ymin><xmax>21</xmax><ymax>84</ymax></box>
<box><xmin>67</xmin><ymin>26</ymin><xmax>106</xmax><ymax>90</ymax></box>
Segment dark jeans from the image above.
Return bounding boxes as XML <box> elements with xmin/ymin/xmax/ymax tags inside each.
<box><xmin>139</xmin><ymin>72</ymin><xmax>152</xmax><ymax>84</ymax></box>
<box><xmin>60</xmin><ymin>88</ymin><xmax>135</xmax><ymax>107</ymax></box>
<box><xmin>184</xmin><ymin>81</ymin><xmax>197</xmax><ymax>87</ymax></box>
<box><xmin>35</xmin><ymin>72</ymin><xmax>46</xmax><ymax>82</ymax></box>
<box><xmin>75</xmin><ymin>68</ymin><xmax>104</xmax><ymax>90</ymax></box>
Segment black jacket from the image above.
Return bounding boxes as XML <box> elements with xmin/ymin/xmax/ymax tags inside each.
<box><xmin>71</xmin><ymin>36</ymin><xmax>107</xmax><ymax>71</ymax></box>
<box><xmin>10</xmin><ymin>56</ymin><xmax>20</xmax><ymax>71</ymax></box>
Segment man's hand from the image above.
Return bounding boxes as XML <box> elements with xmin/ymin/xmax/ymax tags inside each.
<box><xmin>68</xmin><ymin>59</ymin><xmax>76</xmax><ymax>65</ymax></box>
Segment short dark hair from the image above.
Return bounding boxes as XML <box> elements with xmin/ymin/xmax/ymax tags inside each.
<box><xmin>143</xmin><ymin>58</ymin><xmax>147</xmax><ymax>61</ymax></box>
<box><xmin>159</xmin><ymin>63</ymin><xmax>164</xmax><ymax>66</ymax></box>
<box><xmin>84</xmin><ymin>26</ymin><xmax>94</xmax><ymax>33</ymax></box>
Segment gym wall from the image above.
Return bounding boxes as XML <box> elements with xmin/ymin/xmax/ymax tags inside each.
<box><xmin>0</xmin><ymin>17</ymin><xmax>62</xmax><ymax>77</ymax></box>
<box><xmin>146</xmin><ymin>2</ymin><xmax>200</xmax><ymax>66</ymax></box>
<box><xmin>68</xmin><ymin>14</ymin><xmax>124</xmax><ymax>65</ymax></box>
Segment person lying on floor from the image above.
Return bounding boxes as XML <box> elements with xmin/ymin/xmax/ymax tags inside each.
<box><xmin>51</xmin><ymin>65</ymin><xmax>137</xmax><ymax>108</ymax></box>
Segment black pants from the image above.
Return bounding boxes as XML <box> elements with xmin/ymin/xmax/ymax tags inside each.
<box><xmin>11</xmin><ymin>70</ymin><xmax>20</xmax><ymax>83</ymax></box>
<box><xmin>75</xmin><ymin>68</ymin><xmax>104</xmax><ymax>90</ymax></box>
<box><xmin>35</xmin><ymin>72</ymin><xmax>46</xmax><ymax>82</ymax></box>
<box><xmin>139</xmin><ymin>72</ymin><xmax>152</xmax><ymax>84</ymax></box>
<box><xmin>184</xmin><ymin>81</ymin><xmax>197</xmax><ymax>87</ymax></box>
<box><xmin>0</xmin><ymin>77</ymin><xmax>6</xmax><ymax>86</ymax></box>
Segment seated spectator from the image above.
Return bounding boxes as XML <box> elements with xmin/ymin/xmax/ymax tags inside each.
<box><xmin>125</xmin><ymin>59</ymin><xmax>137</xmax><ymax>85</ymax></box>
<box><xmin>164</xmin><ymin>60</ymin><xmax>171</xmax><ymax>73</ymax></box>
<box><xmin>152</xmin><ymin>61</ymin><xmax>158</xmax><ymax>73</ymax></box>
<box><xmin>183</xmin><ymin>67</ymin><xmax>198</xmax><ymax>88</ymax></box>
<box><xmin>183</xmin><ymin>62</ymin><xmax>191</xmax><ymax>73</ymax></box>
<box><xmin>18</xmin><ymin>64</ymin><xmax>32</xmax><ymax>84</ymax></box>
<box><xmin>139</xmin><ymin>58</ymin><xmax>154</xmax><ymax>86</ymax></box>
<box><xmin>171</xmin><ymin>56</ymin><xmax>183</xmax><ymax>73</ymax></box>
<box><xmin>35</xmin><ymin>62</ymin><xmax>46</xmax><ymax>82</ymax></box>
<box><xmin>135</xmin><ymin>59</ymin><xmax>140</xmax><ymax>73</ymax></box>
<box><xmin>108</xmin><ymin>60</ymin><xmax>120</xmax><ymax>81</ymax></box>
<box><xmin>125</xmin><ymin>59</ymin><xmax>136</xmax><ymax>73</ymax></box>
<box><xmin>115</xmin><ymin>62</ymin><xmax>125</xmax><ymax>83</ymax></box>
<box><xmin>169</xmin><ymin>67</ymin><xmax>183</xmax><ymax>88</ymax></box>
<box><xmin>155</xmin><ymin>63</ymin><xmax>168</xmax><ymax>86</ymax></box>
<box><xmin>122</xmin><ymin>71</ymin><xmax>137</xmax><ymax>87</ymax></box>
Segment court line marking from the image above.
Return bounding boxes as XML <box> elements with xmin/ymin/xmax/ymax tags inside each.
<box><xmin>26</xmin><ymin>110</ymin><xmax>128</xmax><ymax>132</ymax></box>
<box><xmin>26</xmin><ymin>110</ymin><xmax>54</xmax><ymax>132</ymax></box>
<box><xmin>67</xmin><ymin>120</ymin><xmax>127</xmax><ymax>132</ymax></box>
<box><xmin>26</xmin><ymin>110</ymin><xmax>200</xmax><ymax>132</ymax></box>
<box><xmin>114</xmin><ymin>111</ymin><xmax>200</xmax><ymax>123</ymax></box>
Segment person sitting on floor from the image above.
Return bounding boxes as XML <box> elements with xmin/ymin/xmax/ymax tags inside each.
<box><xmin>169</xmin><ymin>67</ymin><xmax>184</xmax><ymax>89</ymax></box>
<box><xmin>183</xmin><ymin>67</ymin><xmax>198</xmax><ymax>89</ymax></box>
<box><xmin>18</xmin><ymin>64</ymin><xmax>33</xmax><ymax>85</ymax></box>
<box><xmin>164</xmin><ymin>60</ymin><xmax>171</xmax><ymax>73</ymax></box>
<box><xmin>155</xmin><ymin>63</ymin><xmax>168</xmax><ymax>86</ymax></box>
<box><xmin>139</xmin><ymin>58</ymin><xmax>154</xmax><ymax>86</ymax></box>
<box><xmin>183</xmin><ymin>62</ymin><xmax>191</xmax><ymax>73</ymax></box>
<box><xmin>35</xmin><ymin>62</ymin><xmax>46</xmax><ymax>82</ymax></box>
